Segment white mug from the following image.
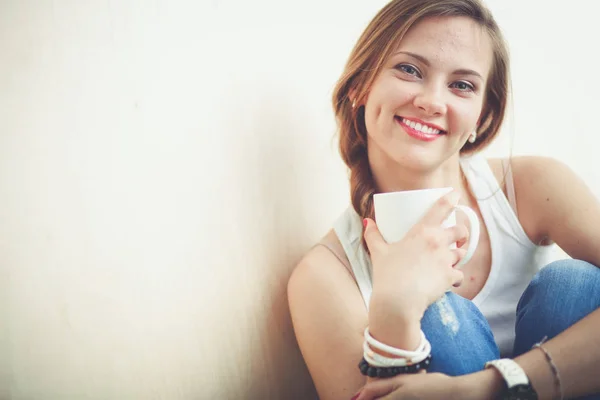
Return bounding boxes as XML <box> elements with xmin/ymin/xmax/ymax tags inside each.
<box><xmin>373</xmin><ymin>187</ymin><xmax>480</xmax><ymax>267</ymax></box>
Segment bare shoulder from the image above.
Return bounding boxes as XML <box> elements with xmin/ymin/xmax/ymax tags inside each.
<box><xmin>488</xmin><ymin>155</ymin><xmax>571</xmax><ymax>191</ymax></box>
<box><xmin>289</xmin><ymin>230</ymin><xmax>353</xmax><ymax>292</ymax></box>
<box><xmin>507</xmin><ymin>155</ymin><xmax>578</xmax><ymax>215</ymax></box>
<box><xmin>509</xmin><ymin>155</ymin><xmax>572</xmax><ymax>183</ymax></box>
<box><xmin>287</xmin><ymin>230</ymin><xmax>367</xmax><ymax>399</ymax></box>
<box><xmin>489</xmin><ymin>155</ymin><xmax>584</xmax><ymax>244</ymax></box>
<box><xmin>288</xmin><ymin>229</ymin><xmax>363</xmax><ymax>323</ymax></box>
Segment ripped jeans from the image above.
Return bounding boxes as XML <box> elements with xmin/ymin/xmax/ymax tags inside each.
<box><xmin>423</xmin><ymin>259</ymin><xmax>600</xmax><ymax>399</ymax></box>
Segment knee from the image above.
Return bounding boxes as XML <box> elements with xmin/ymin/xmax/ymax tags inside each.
<box><xmin>514</xmin><ymin>259</ymin><xmax>600</xmax><ymax>356</ymax></box>
<box><xmin>528</xmin><ymin>259</ymin><xmax>599</xmax><ymax>296</ymax></box>
<box><xmin>421</xmin><ymin>293</ymin><xmax>499</xmax><ymax>375</ymax></box>
<box><xmin>541</xmin><ymin>258</ymin><xmax>597</xmax><ymax>276</ymax></box>
<box><xmin>422</xmin><ymin>292</ymin><xmax>489</xmax><ymax>335</ymax></box>
<box><xmin>517</xmin><ymin>259</ymin><xmax>600</xmax><ymax>320</ymax></box>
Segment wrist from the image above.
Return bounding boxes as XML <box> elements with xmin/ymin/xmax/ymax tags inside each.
<box><xmin>371</xmin><ymin>275</ymin><xmax>429</xmax><ymax>306</ymax></box>
<box><xmin>368</xmin><ymin>291</ymin><xmax>426</xmax><ymax>323</ymax></box>
<box><xmin>453</xmin><ymin>369</ymin><xmax>504</xmax><ymax>400</ymax></box>
<box><xmin>367</xmin><ymin>312</ymin><xmax>422</xmax><ymax>352</ymax></box>
<box><xmin>367</xmin><ymin>292</ymin><xmax>426</xmax><ymax>352</ymax></box>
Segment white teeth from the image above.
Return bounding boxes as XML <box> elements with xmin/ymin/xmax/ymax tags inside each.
<box><xmin>401</xmin><ymin>118</ymin><xmax>442</xmax><ymax>134</ymax></box>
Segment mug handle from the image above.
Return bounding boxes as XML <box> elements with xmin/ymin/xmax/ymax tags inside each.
<box><xmin>454</xmin><ymin>205</ymin><xmax>480</xmax><ymax>267</ymax></box>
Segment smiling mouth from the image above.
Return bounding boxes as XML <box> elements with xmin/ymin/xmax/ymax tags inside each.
<box><xmin>395</xmin><ymin>117</ymin><xmax>447</xmax><ymax>135</ymax></box>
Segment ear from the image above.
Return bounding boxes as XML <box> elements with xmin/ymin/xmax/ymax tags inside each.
<box><xmin>349</xmin><ymin>89</ymin><xmax>357</xmax><ymax>105</ymax></box>
<box><xmin>348</xmin><ymin>89</ymin><xmax>369</xmax><ymax>109</ymax></box>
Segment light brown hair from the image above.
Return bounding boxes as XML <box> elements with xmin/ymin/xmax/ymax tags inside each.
<box><xmin>332</xmin><ymin>0</ymin><xmax>510</xmax><ymax>221</ymax></box>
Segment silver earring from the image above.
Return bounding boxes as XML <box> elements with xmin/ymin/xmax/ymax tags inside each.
<box><xmin>468</xmin><ymin>131</ymin><xmax>477</xmax><ymax>143</ymax></box>
<box><xmin>352</xmin><ymin>99</ymin><xmax>356</xmax><ymax>109</ymax></box>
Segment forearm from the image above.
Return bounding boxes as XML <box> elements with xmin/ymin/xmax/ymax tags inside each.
<box><xmin>367</xmin><ymin>292</ymin><xmax>424</xmax><ymax>352</ymax></box>
<box><xmin>459</xmin><ymin>307</ymin><xmax>600</xmax><ymax>400</ymax></box>
<box><xmin>515</xmin><ymin>307</ymin><xmax>600</xmax><ymax>399</ymax></box>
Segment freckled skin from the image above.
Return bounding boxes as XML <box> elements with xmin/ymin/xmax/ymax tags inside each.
<box><xmin>364</xmin><ymin>16</ymin><xmax>494</xmax><ymax>175</ymax></box>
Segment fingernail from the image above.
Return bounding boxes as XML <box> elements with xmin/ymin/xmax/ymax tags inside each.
<box><xmin>363</xmin><ymin>218</ymin><xmax>368</xmax><ymax>228</ymax></box>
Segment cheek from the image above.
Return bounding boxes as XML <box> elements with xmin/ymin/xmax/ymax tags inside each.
<box><xmin>363</xmin><ymin>91</ymin><xmax>384</xmax><ymax>134</ymax></box>
<box><xmin>448</xmin><ymin>102</ymin><xmax>483</xmax><ymax>133</ymax></box>
<box><xmin>386</xmin><ymin>81</ymin><xmax>415</xmax><ymax>108</ymax></box>
<box><xmin>366</xmin><ymin>85</ymin><xmax>413</xmax><ymax>125</ymax></box>
<box><xmin>363</xmin><ymin>107</ymin><xmax>380</xmax><ymax>139</ymax></box>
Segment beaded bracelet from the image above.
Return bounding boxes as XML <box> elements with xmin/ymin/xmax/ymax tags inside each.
<box><xmin>359</xmin><ymin>327</ymin><xmax>433</xmax><ymax>378</ymax></box>
<box><xmin>358</xmin><ymin>354</ymin><xmax>432</xmax><ymax>378</ymax></box>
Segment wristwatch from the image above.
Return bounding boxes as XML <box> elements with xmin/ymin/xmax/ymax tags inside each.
<box><xmin>485</xmin><ymin>359</ymin><xmax>538</xmax><ymax>400</ymax></box>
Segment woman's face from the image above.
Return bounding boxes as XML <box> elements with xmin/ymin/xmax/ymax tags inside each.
<box><xmin>363</xmin><ymin>16</ymin><xmax>494</xmax><ymax>172</ymax></box>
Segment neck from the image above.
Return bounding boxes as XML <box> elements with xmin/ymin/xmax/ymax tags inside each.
<box><xmin>369</xmin><ymin>151</ymin><xmax>469</xmax><ymax>197</ymax></box>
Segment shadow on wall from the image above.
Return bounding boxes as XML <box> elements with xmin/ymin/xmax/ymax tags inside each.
<box><xmin>219</xmin><ymin>84</ymin><xmax>321</xmax><ymax>399</ymax></box>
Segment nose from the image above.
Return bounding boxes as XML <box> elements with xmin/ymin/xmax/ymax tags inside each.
<box><xmin>413</xmin><ymin>84</ymin><xmax>447</xmax><ymax>116</ymax></box>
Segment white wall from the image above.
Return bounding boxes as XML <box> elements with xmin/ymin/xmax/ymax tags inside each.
<box><xmin>484</xmin><ymin>0</ymin><xmax>600</xmax><ymax>187</ymax></box>
<box><xmin>0</xmin><ymin>1</ymin><xmax>598</xmax><ymax>399</ymax></box>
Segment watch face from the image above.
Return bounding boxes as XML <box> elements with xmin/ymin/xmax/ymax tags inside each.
<box><xmin>507</xmin><ymin>384</ymin><xmax>538</xmax><ymax>400</ymax></box>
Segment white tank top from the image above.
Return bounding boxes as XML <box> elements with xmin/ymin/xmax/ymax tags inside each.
<box><xmin>329</xmin><ymin>154</ymin><xmax>557</xmax><ymax>356</ymax></box>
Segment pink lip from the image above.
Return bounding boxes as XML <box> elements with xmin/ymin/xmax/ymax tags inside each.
<box><xmin>395</xmin><ymin>117</ymin><xmax>444</xmax><ymax>142</ymax></box>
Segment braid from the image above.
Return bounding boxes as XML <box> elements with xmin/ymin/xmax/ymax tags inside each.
<box><xmin>349</xmin><ymin>147</ymin><xmax>376</xmax><ymax>222</ymax></box>
<box><xmin>331</xmin><ymin>0</ymin><xmax>510</xmax><ymax>253</ymax></box>
<box><xmin>339</xmin><ymin>104</ymin><xmax>377</xmax><ymax>231</ymax></box>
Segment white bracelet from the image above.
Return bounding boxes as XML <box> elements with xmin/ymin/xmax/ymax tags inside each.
<box><xmin>364</xmin><ymin>328</ymin><xmax>430</xmax><ymax>359</ymax></box>
<box><xmin>362</xmin><ymin>339</ymin><xmax>431</xmax><ymax>367</ymax></box>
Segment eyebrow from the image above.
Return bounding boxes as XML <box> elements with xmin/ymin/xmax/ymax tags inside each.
<box><xmin>394</xmin><ymin>51</ymin><xmax>484</xmax><ymax>80</ymax></box>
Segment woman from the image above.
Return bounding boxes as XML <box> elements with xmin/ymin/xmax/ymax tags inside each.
<box><xmin>287</xmin><ymin>0</ymin><xmax>600</xmax><ymax>399</ymax></box>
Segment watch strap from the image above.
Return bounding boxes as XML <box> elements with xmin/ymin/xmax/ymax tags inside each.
<box><xmin>485</xmin><ymin>359</ymin><xmax>530</xmax><ymax>387</ymax></box>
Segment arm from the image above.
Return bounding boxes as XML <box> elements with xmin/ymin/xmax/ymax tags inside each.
<box><xmin>287</xmin><ymin>242</ymin><xmax>367</xmax><ymax>400</ymax></box>
<box><xmin>509</xmin><ymin>156</ymin><xmax>600</xmax><ymax>398</ymax></box>
<box><xmin>455</xmin><ymin>300</ymin><xmax>600</xmax><ymax>400</ymax></box>
<box><xmin>289</xmin><ymin>193</ymin><xmax>466</xmax><ymax>399</ymax></box>
<box><xmin>513</xmin><ymin>156</ymin><xmax>600</xmax><ymax>264</ymax></box>
<box><xmin>358</xmin><ymin>157</ymin><xmax>600</xmax><ymax>400</ymax></box>
<box><xmin>287</xmin><ymin>241</ymin><xmax>430</xmax><ymax>400</ymax></box>
<box><xmin>463</xmin><ymin>156</ymin><xmax>600</xmax><ymax>399</ymax></box>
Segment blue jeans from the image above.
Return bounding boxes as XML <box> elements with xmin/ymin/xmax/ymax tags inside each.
<box><xmin>421</xmin><ymin>259</ymin><xmax>600</xmax><ymax>399</ymax></box>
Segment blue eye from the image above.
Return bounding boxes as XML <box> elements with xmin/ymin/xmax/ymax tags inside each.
<box><xmin>396</xmin><ymin>64</ymin><xmax>421</xmax><ymax>78</ymax></box>
<box><xmin>450</xmin><ymin>81</ymin><xmax>475</xmax><ymax>92</ymax></box>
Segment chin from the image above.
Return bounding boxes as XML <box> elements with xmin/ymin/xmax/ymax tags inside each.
<box><xmin>400</xmin><ymin>156</ymin><xmax>440</xmax><ymax>172</ymax></box>
<box><xmin>369</xmin><ymin>136</ymin><xmax>456</xmax><ymax>173</ymax></box>
<box><xmin>388</xmin><ymin>147</ymin><xmax>446</xmax><ymax>172</ymax></box>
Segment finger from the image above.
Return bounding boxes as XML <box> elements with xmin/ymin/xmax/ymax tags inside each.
<box><xmin>445</xmin><ymin>224</ymin><xmax>469</xmax><ymax>246</ymax></box>
<box><xmin>420</xmin><ymin>190</ymin><xmax>460</xmax><ymax>226</ymax></box>
<box><xmin>355</xmin><ymin>379</ymin><xmax>402</xmax><ymax>400</ymax></box>
<box><xmin>451</xmin><ymin>248</ymin><xmax>468</xmax><ymax>267</ymax></box>
<box><xmin>363</xmin><ymin>218</ymin><xmax>387</xmax><ymax>255</ymax></box>
<box><xmin>450</xmin><ymin>265</ymin><xmax>465</xmax><ymax>288</ymax></box>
